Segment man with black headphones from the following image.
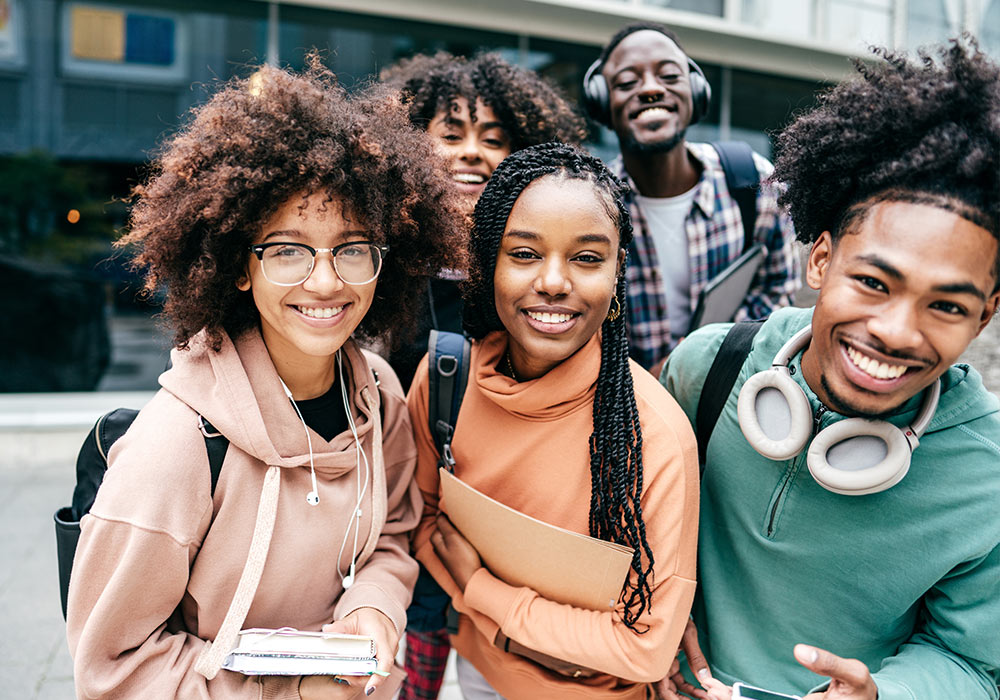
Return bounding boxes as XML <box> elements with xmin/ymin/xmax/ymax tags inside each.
<box><xmin>659</xmin><ymin>38</ymin><xmax>1000</xmax><ymax>700</ymax></box>
<box><xmin>584</xmin><ymin>22</ymin><xmax>799</xmax><ymax>370</ymax></box>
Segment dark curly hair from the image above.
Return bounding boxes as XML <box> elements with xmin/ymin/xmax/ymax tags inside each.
<box><xmin>119</xmin><ymin>59</ymin><xmax>467</xmax><ymax>350</ymax></box>
<box><xmin>379</xmin><ymin>52</ymin><xmax>587</xmax><ymax>150</ymax></box>
<box><xmin>772</xmin><ymin>37</ymin><xmax>1000</xmax><ymax>288</ymax></box>
<box><xmin>463</xmin><ymin>142</ymin><xmax>654</xmax><ymax>630</ymax></box>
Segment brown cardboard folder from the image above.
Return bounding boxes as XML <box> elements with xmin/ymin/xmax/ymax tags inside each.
<box><xmin>439</xmin><ymin>468</ymin><xmax>633</xmax><ymax>611</ymax></box>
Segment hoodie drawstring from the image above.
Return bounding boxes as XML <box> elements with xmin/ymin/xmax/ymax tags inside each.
<box><xmin>195</xmin><ymin>464</ymin><xmax>281</xmax><ymax>679</ymax></box>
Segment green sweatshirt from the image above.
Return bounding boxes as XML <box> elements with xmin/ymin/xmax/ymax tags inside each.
<box><xmin>663</xmin><ymin>306</ymin><xmax>1000</xmax><ymax>700</ymax></box>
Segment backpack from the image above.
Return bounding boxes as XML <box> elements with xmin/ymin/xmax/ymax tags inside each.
<box><xmin>405</xmin><ymin>329</ymin><xmax>471</xmax><ymax>632</ymax></box>
<box><xmin>694</xmin><ymin>320</ymin><xmax>764</xmax><ymax>467</ymax></box>
<box><xmin>53</xmin><ymin>408</ymin><xmax>228</xmax><ymax>619</ymax></box>
<box><xmin>711</xmin><ymin>141</ymin><xmax>760</xmax><ymax>254</ymax></box>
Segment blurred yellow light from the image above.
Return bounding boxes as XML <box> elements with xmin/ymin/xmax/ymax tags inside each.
<box><xmin>67</xmin><ymin>209</ymin><xmax>81</xmax><ymax>224</ymax></box>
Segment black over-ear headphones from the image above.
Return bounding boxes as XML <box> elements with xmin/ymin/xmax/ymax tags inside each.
<box><xmin>736</xmin><ymin>326</ymin><xmax>941</xmax><ymax>496</ymax></box>
<box><xmin>582</xmin><ymin>54</ymin><xmax>711</xmax><ymax>128</ymax></box>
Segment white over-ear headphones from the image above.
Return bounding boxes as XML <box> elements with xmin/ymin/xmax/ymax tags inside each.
<box><xmin>736</xmin><ymin>326</ymin><xmax>940</xmax><ymax>496</ymax></box>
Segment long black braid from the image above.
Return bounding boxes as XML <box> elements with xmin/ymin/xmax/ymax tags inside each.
<box><xmin>464</xmin><ymin>142</ymin><xmax>654</xmax><ymax>630</ymax></box>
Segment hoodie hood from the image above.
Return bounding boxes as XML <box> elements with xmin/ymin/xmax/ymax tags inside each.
<box><xmin>160</xmin><ymin>328</ymin><xmax>381</xmax><ymax>476</ymax></box>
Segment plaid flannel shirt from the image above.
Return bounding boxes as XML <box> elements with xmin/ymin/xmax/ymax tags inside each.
<box><xmin>616</xmin><ymin>142</ymin><xmax>800</xmax><ymax>368</ymax></box>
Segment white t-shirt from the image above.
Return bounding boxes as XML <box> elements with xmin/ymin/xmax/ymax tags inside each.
<box><xmin>635</xmin><ymin>188</ymin><xmax>697</xmax><ymax>341</ymax></box>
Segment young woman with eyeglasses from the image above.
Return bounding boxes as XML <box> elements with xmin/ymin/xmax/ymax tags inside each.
<box><xmin>408</xmin><ymin>143</ymin><xmax>700</xmax><ymax>699</ymax></box>
<box><xmin>65</xmin><ymin>62</ymin><xmax>465</xmax><ymax>700</ymax></box>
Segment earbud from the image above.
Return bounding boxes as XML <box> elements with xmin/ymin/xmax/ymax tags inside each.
<box><xmin>342</xmin><ymin>562</ymin><xmax>356</xmax><ymax>589</ymax></box>
<box><xmin>279</xmin><ymin>376</ymin><xmax>321</xmax><ymax>506</ymax></box>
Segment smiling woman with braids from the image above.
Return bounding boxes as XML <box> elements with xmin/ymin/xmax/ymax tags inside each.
<box><xmin>407</xmin><ymin>143</ymin><xmax>700</xmax><ymax>699</ymax></box>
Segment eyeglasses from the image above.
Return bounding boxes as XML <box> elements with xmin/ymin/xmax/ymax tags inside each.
<box><xmin>249</xmin><ymin>241</ymin><xmax>389</xmax><ymax>286</ymax></box>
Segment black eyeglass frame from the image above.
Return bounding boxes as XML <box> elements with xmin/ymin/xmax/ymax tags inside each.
<box><xmin>248</xmin><ymin>241</ymin><xmax>390</xmax><ymax>286</ymax></box>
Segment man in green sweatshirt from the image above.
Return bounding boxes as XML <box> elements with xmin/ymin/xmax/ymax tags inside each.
<box><xmin>658</xmin><ymin>38</ymin><xmax>1000</xmax><ymax>700</ymax></box>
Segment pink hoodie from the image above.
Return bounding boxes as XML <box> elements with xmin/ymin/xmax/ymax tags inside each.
<box><xmin>67</xmin><ymin>329</ymin><xmax>420</xmax><ymax>699</ymax></box>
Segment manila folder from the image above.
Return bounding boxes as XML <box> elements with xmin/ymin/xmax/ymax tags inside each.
<box><xmin>439</xmin><ymin>468</ymin><xmax>632</xmax><ymax>611</ymax></box>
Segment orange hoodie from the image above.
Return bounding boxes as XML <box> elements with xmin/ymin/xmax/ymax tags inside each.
<box><xmin>408</xmin><ymin>331</ymin><xmax>699</xmax><ymax>699</ymax></box>
<box><xmin>67</xmin><ymin>329</ymin><xmax>419</xmax><ymax>699</ymax></box>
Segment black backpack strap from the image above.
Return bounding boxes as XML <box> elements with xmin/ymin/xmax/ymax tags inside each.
<box><xmin>712</xmin><ymin>141</ymin><xmax>760</xmax><ymax>253</ymax></box>
<box><xmin>197</xmin><ymin>416</ymin><xmax>227</xmax><ymax>494</ymax></box>
<box><xmin>427</xmin><ymin>329</ymin><xmax>471</xmax><ymax>472</ymax></box>
<box><xmin>694</xmin><ymin>320</ymin><xmax>764</xmax><ymax>469</ymax></box>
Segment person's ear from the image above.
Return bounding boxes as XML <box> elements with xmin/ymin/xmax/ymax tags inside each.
<box><xmin>616</xmin><ymin>248</ymin><xmax>626</xmax><ymax>277</ymax></box>
<box><xmin>805</xmin><ymin>231</ymin><xmax>833</xmax><ymax>290</ymax></box>
<box><xmin>976</xmin><ymin>289</ymin><xmax>1000</xmax><ymax>336</ymax></box>
<box><xmin>237</xmin><ymin>275</ymin><xmax>251</xmax><ymax>292</ymax></box>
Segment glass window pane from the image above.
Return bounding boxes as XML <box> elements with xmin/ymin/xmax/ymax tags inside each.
<box><xmin>642</xmin><ymin>0</ymin><xmax>724</xmax><ymax>16</ymax></box>
<box><xmin>981</xmin><ymin>0</ymin><xmax>1000</xmax><ymax>58</ymax></box>
<box><xmin>741</xmin><ymin>0</ymin><xmax>813</xmax><ymax>41</ymax></box>
<box><xmin>824</xmin><ymin>0</ymin><xmax>893</xmax><ymax>47</ymax></box>
<box><xmin>907</xmin><ymin>0</ymin><xmax>959</xmax><ymax>46</ymax></box>
<box><xmin>729</xmin><ymin>68</ymin><xmax>828</xmax><ymax>157</ymax></box>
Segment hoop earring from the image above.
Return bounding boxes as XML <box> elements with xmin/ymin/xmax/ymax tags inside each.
<box><xmin>606</xmin><ymin>296</ymin><xmax>622</xmax><ymax>322</ymax></box>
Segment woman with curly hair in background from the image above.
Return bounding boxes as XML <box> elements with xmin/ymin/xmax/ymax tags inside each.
<box><xmin>66</xmin><ymin>61</ymin><xmax>466</xmax><ymax>700</ymax></box>
<box><xmin>380</xmin><ymin>51</ymin><xmax>588</xmax><ymax>390</ymax></box>
<box><xmin>379</xmin><ymin>51</ymin><xmax>587</xmax><ymax>700</ymax></box>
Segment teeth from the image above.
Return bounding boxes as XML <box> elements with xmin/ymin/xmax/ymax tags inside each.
<box><xmin>527</xmin><ymin>311</ymin><xmax>572</xmax><ymax>324</ymax></box>
<box><xmin>846</xmin><ymin>346</ymin><xmax>907</xmax><ymax>380</ymax></box>
<box><xmin>298</xmin><ymin>305</ymin><xmax>344</xmax><ymax>318</ymax></box>
<box><xmin>453</xmin><ymin>173</ymin><xmax>485</xmax><ymax>184</ymax></box>
<box><xmin>639</xmin><ymin>107</ymin><xmax>671</xmax><ymax>119</ymax></box>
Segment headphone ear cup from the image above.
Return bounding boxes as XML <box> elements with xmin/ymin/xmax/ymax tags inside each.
<box><xmin>737</xmin><ymin>369</ymin><xmax>812</xmax><ymax>461</ymax></box>
<box><xmin>807</xmin><ymin>419</ymin><xmax>913</xmax><ymax>496</ymax></box>
<box><xmin>686</xmin><ymin>58</ymin><xmax>711</xmax><ymax>125</ymax></box>
<box><xmin>582</xmin><ymin>59</ymin><xmax>611</xmax><ymax>126</ymax></box>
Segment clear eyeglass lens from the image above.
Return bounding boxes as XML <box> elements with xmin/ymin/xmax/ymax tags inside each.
<box><xmin>260</xmin><ymin>243</ymin><xmax>381</xmax><ymax>285</ymax></box>
<box><xmin>334</xmin><ymin>243</ymin><xmax>381</xmax><ymax>284</ymax></box>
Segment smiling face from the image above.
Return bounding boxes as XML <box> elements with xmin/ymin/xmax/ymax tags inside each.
<box><xmin>238</xmin><ymin>191</ymin><xmax>378</xmax><ymax>393</ymax></box>
<box><xmin>427</xmin><ymin>97</ymin><xmax>512</xmax><ymax>214</ymax></box>
<box><xmin>800</xmin><ymin>200</ymin><xmax>1000</xmax><ymax>418</ymax></box>
<box><xmin>493</xmin><ymin>175</ymin><xmax>624</xmax><ymax>380</ymax></box>
<box><xmin>602</xmin><ymin>30</ymin><xmax>692</xmax><ymax>154</ymax></box>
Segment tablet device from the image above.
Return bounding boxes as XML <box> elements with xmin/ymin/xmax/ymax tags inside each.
<box><xmin>733</xmin><ymin>681</ymin><xmax>801</xmax><ymax>700</ymax></box>
<box><xmin>688</xmin><ymin>243</ymin><xmax>765</xmax><ymax>333</ymax></box>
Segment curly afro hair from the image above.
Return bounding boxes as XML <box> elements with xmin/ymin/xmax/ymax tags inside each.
<box><xmin>773</xmin><ymin>37</ymin><xmax>1000</xmax><ymax>285</ymax></box>
<box><xmin>379</xmin><ymin>51</ymin><xmax>587</xmax><ymax>150</ymax></box>
<box><xmin>119</xmin><ymin>59</ymin><xmax>467</xmax><ymax>351</ymax></box>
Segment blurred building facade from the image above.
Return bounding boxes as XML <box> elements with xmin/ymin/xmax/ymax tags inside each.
<box><xmin>1</xmin><ymin>0</ymin><xmax>996</xmax><ymax>391</ymax></box>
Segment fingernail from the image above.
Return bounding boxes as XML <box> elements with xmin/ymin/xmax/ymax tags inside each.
<box><xmin>796</xmin><ymin>645</ymin><xmax>818</xmax><ymax>664</ymax></box>
<box><xmin>697</xmin><ymin>668</ymin><xmax>710</xmax><ymax>680</ymax></box>
<box><xmin>366</xmin><ymin>686</ymin><xmax>375</xmax><ymax>696</ymax></box>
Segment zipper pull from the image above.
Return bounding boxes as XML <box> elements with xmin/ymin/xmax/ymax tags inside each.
<box><xmin>813</xmin><ymin>405</ymin><xmax>828</xmax><ymax>434</ymax></box>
